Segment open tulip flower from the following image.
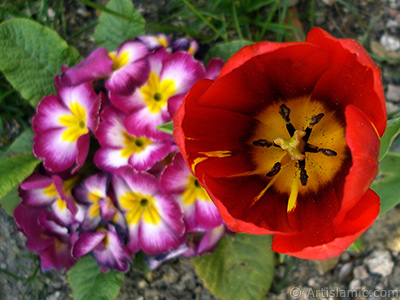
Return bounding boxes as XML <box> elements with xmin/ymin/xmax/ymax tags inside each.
<box><xmin>174</xmin><ymin>28</ymin><xmax>387</xmax><ymax>260</ymax></box>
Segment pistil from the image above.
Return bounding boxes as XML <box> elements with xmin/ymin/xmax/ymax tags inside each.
<box><xmin>274</xmin><ymin>130</ymin><xmax>306</xmax><ymax>161</ymax></box>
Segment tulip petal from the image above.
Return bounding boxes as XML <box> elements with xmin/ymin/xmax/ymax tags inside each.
<box><xmin>334</xmin><ymin>104</ymin><xmax>380</xmax><ymax>222</ymax></box>
<box><xmin>272</xmin><ymin>188</ymin><xmax>379</xmax><ymax>260</ymax></box>
<box><xmin>307</xmin><ymin>27</ymin><xmax>386</xmax><ymax>136</ymax></box>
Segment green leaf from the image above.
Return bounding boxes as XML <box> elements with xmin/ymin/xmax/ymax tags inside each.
<box><xmin>0</xmin><ymin>186</ymin><xmax>20</xmax><ymax>216</ymax></box>
<box><xmin>156</xmin><ymin>122</ymin><xmax>173</xmax><ymax>135</ymax></box>
<box><xmin>0</xmin><ymin>152</ymin><xmax>40</xmax><ymax>199</ymax></box>
<box><xmin>0</xmin><ymin>129</ymin><xmax>34</xmax><ymax>162</ymax></box>
<box><xmin>0</xmin><ymin>19</ymin><xmax>81</xmax><ymax>106</ymax></box>
<box><xmin>94</xmin><ymin>0</ymin><xmax>145</xmax><ymax>51</ymax></box>
<box><xmin>346</xmin><ymin>237</ymin><xmax>365</xmax><ymax>253</ymax></box>
<box><xmin>192</xmin><ymin>233</ymin><xmax>275</xmax><ymax>300</ymax></box>
<box><xmin>205</xmin><ymin>40</ymin><xmax>254</xmax><ymax>63</ymax></box>
<box><xmin>68</xmin><ymin>256</ymin><xmax>125</xmax><ymax>300</ymax></box>
<box><xmin>379</xmin><ymin>116</ymin><xmax>400</xmax><ymax>161</ymax></box>
<box><xmin>371</xmin><ymin>152</ymin><xmax>400</xmax><ymax>214</ymax></box>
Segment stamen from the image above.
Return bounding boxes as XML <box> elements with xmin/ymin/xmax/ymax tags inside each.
<box><xmin>318</xmin><ymin>148</ymin><xmax>337</xmax><ymax>156</ymax></box>
<box><xmin>286</xmin><ymin>123</ymin><xmax>296</xmax><ymax>137</ymax></box>
<box><xmin>279</xmin><ymin>104</ymin><xmax>290</xmax><ymax>122</ymax></box>
<box><xmin>309</xmin><ymin>113</ymin><xmax>324</xmax><ymax>126</ymax></box>
<box><xmin>299</xmin><ymin>160</ymin><xmax>308</xmax><ymax>186</ymax></box>
<box><xmin>252</xmin><ymin>139</ymin><xmax>273</xmax><ymax>147</ymax></box>
<box><xmin>266</xmin><ymin>162</ymin><xmax>281</xmax><ymax>177</ymax></box>
<box><xmin>303</xmin><ymin>127</ymin><xmax>312</xmax><ymax>143</ymax></box>
<box><xmin>305</xmin><ymin>144</ymin><xmax>337</xmax><ymax>157</ymax></box>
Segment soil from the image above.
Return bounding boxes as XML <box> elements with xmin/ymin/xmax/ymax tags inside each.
<box><xmin>2</xmin><ymin>0</ymin><xmax>400</xmax><ymax>299</ymax></box>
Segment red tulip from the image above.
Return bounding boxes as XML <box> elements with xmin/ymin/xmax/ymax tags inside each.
<box><xmin>173</xmin><ymin>28</ymin><xmax>386</xmax><ymax>260</ymax></box>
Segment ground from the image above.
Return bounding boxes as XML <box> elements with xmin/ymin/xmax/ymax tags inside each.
<box><xmin>1</xmin><ymin>0</ymin><xmax>400</xmax><ymax>299</ymax></box>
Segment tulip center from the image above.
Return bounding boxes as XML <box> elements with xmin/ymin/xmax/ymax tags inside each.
<box><xmin>250</xmin><ymin>97</ymin><xmax>347</xmax><ymax>213</ymax></box>
<box><xmin>274</xmin><ymin>130</ymin><xmax>306</xmax><ymax>161</ymax></box>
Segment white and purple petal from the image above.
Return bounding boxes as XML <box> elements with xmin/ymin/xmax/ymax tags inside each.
<box><xmin>146</xmin><ymin>243</ymin><xmax>189</xmax><ymax>270</ymax></box>
<box><xmin>124</xmin><ymin>108</ymin><xmax>170</xmax><ymax>140</ymax></box>
<box><xmin>106</xmin><ymin>59</ymin><xmax>150</xmax><ymax>95</ymax></box>
<box><xmin>56</xmin><ymin>48</ymin><xmax>113</xmax><ymax>87</ymax></box>
<box><xmin>95</xmin><ymin>107</ymin><xmax>127</xmax><ymax>148</ymax></box>
<box><xmin>33</xmin><ymin>128</ymin><xmax>79</xmax><ymax>172</ymax></box>
<box><xmin>73</xmin><ymin>231</ymin><xmax>107</xmax><ymax>258</ymax></box>
<box><xmin>136</xmin><ymin>34</ymin><xmax>171</xmax><ymax>50</ymax></box>
<box><xmin>18</xmin><ymin>173</ymin><xmax>58</xmax><ymax>207</ymax></box>
<box><xmin>127</xmin><ymin>140</ymin><xmax>172</xmax><ymax>171</ymax></box>
<box><xmin>39</xmin><ymin>239</ymin><xmax>75</xmax><ymax>271</ymax></box>
<box><xmin>138</xmin><ymin>217</ymin><xmax>186</xmax><ymax>255</ymax></box>
<box><xmin>194</xmin><ymin>199</ymin><xmax>224</xmax><ymax>230</ymax></box>
<box><xmin>160</xmin><ymin>153</ymin><xmax>191</xmax><ymax>195</ymax></box>
<box><xmin>32</xmin><ymin>95</ymin><xmax>72</xmax><ymax>133</ymax></box>
<box><xmin>205</xmin><ymin>58</ymin><xmax>225</xmax><ymax>80</ymax></box>
<box><xmin>160</xmin><ymin>51</ymin><xmax>206</xmax><ymax>95</ymax></box>
<box><xmin>116</xmin><ymin>41</ymin><xmax>149</xmax><ymax>64</ymax></box>
<box><xmin>57</xmin><ymin>82</ymin><xmax>100</xmax><ymax>131</ymax></box>
<box><xmin>93</xmin><ymin>227</ymin><xmax>132</xmax><ymax>272</ymax></box>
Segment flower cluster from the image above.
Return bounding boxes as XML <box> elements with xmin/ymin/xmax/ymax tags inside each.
<box><xmin>14</xmin><ymin>36</ymin><xmax>226</xmax><ymax>272</ymax></box>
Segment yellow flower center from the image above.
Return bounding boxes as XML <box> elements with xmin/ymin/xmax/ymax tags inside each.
<box><xmin>43</xmin><ymin>183</ymin><xmax>58</xmax><ymax>197</ymax></box>
<box><xmin>109</xmin><ymin>51</ymin><xmax>130</xmax><ymax>70</ymax></box>
<box><xmin>120</xmin><ymin>131</ymin><xmax>152</xmax><ymax>158</ymax></box>
<box><xmin>88</xmin><ymin>189</ymin><xmax>103</xmax><ymax>218</ymax></box>
<box><xmin>249</xmin><ymin>97</ymin><xmax>347</xmax><ymax>213</ymax></box>
<box><xmin>157</xmin><ymin>37</ymin><xmax>168</xmax><ymax>48</ymax></box>
<box><xmin>119</xmin><ymin>191</ymin><xmax>161</xmax><ymax>225</ymax></box>
<box><xmin>182</xmin><ymin>175</ymin><xmax>211</xmax><ymax>205</ymax></box>
<box><xmin>59</xmin><ymin>102</ymin><xmax>88</xmax><ymax>143</ymax></box>
<box><xmin>140</xmin><ymin>72</ymin><xmax>176</xmax><ymax>114</ymax></box>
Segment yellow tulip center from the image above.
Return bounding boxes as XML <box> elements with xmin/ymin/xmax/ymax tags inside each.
<box><xmin>59</xmin><ymin>102</ymin><xmax>88</xmax><ymax>143</ymax></box>
<box><xmin>119</xmin><ymin>191</ymin><xmax>161</xmax><ymax>225</ymax></box>
<box><xmin>249</xmin><ymin>97</ymin><xmax>347</xmax><ymax>213</ymax></box>
<box><xmin>140</xmin><ymin>72</ymin><xmax>176</xmax><ymax>114</ymax></box>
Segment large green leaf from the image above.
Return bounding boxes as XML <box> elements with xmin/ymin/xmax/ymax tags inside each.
<box><xmin>0</xmin><ymin>152</ymin><xmax>40</xmax><ymax>199</ymax></box>
<box><xmin>205</xmin><ymin>40</ymin><xmax>254</xmax><ymax>63</ymax></box>
<box><xmin>0</xmin><ymin>19</ymin><xmax>81</xmax><ymax>106</ymax></box>
<box><xmin>192</xmin><ymin>233</ymin><xmax>275</xmax><ymax>300</ymax></box>
<box><xmin>94</xmin><ymin>0</ymin><xmax>145</xmax><ymax>51</ymax></box>
<box><xmin>0</xmin><ymin>186</ymin><xmax>20</xmax><ymax>216</ymax></box>
<box><xmin>0</xmin><ymin>129</ymin><xmax>34</xmax><ymax>163</ymax></box>
<box><xmin>379</xmin><ymin>116</ymin><xmax>400</xmax><ymax>161</ymax></box>
<box><xmin>68</xmin><ymin>256</ymin><xmax>125</xmax><ymax>300</ymax></box>
<box><xmin>371</xmin><ymin>152</ymin><xmax>400</xmax><ymax>214</ymax></box>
